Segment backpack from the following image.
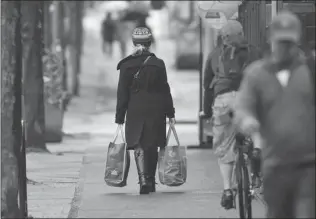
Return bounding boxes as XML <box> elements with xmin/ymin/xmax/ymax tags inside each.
<box><xmin>219</xmin><ymin>44</ymin><xmax>252</xmax><ymax>76</ymax></box>
<box><xmin>210</xmin><ymin>43</ymin><xmax>258</xmax><ymax>89</ymax></box>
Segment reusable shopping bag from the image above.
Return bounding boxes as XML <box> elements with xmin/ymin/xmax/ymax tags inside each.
<box><xmin>158</xmin><ymin>124</ymin><xmax>187</xmax><ymax>186</ymax></box>
<box><xmin>104</xmin><ymin>125</ymin><xmax>130</xmax><ymax>187</ymax></box>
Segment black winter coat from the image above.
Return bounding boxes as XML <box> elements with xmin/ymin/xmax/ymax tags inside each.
<box><xmin>115</xmin><ymin>52</ymin><xmax>175</xmax><ymax>150</ymax></box>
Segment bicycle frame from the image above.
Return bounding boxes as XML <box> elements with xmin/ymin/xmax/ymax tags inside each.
<box><xmin>232</xmin><ymin>141</ymin><xmax>266</xmax><ymax>219</ymax></box>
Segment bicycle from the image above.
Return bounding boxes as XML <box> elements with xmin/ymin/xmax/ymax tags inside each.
<box><xmin>232</xmin><ymin>134</ymin><xmax>266</xmax><ymax>219</ymax></box>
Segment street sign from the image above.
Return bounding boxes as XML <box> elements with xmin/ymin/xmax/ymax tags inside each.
<box><xmin>204</xmin><ymin>11</ymin><xmax>228</xmax><ymax>29</ymax></box>
<box><xmin>205</xmin><ymin>11</ymin><xmax>220</xmax><ymax>19</ymax></box>
<box><xmin>197</xmin><ymin>1</ymin><xmax>241</xmax><ymax>19</ymax></box>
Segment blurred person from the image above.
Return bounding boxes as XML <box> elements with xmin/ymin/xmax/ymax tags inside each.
<box><xmin>207</xmin><ymin>20</ymin><xmax>261</xmax><ymax>209</ymax></box>
<box><xmin>311</xmin><ymin>41</ymin><xmax>315</xmax><ymax>57</ymax></box>
<box><xmin>115</xmin><ymin>27</ymin><xmax>175</xmax><ymax>194</ymax></box>
<box><xmin>101</xmin><ymin>12</ymin><xmax>115</xmax><ymax>57</ymax></box>
<box><xmin>115</xmin><ymin>19</ymin><xmax>129</xmax><ymax>59</ymax></box>
<box><xmin>234</xmin><ymin>11</ymin><xmax>315</xmax><ymax>218</ymax></box>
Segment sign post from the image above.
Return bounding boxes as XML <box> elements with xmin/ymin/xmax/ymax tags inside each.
<box><xmin>198</xmin><ymin>16</ymin><xmax>203</xmax><ymax>145</ymax></box>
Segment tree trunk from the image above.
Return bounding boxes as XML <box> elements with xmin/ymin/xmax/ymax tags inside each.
<box><xmin>76</xmin><ymin>1</ymin><xmax>84</xmax><ymax>76</ymax></box>
<box><xmin>66</xmin><ymin>1</ymin><xmax>83</xmax><ymax>96</ymax></box>
<box><xmin>1</xmin><ymin>1</ymin><xmax>22</xmax><ymax>218</ymax></box>
<box><xmin>43</xmin><ymin>1</ymin><xmax>52</xmax><ymax>49</ymax></box>
<box><xmin>52</xmin><ymin>1</ymin><xmax>68</xmax><ymax>92</ymax></box>
<box><xmin>61</xmin><ymin>1</ymin><xmax>68</xmax><ymax>93</ymax></box>
<box><xmin>22</xmin><ymin>1</ymin><xmax>48</xmax><ymax>151</ymax></box>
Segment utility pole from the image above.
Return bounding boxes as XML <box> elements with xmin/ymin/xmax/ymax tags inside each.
<box><xmin>198</xmin><ymin>17</ymin><xmax>203</xmax><ymax>146</ymax></box>
<box><xmin>271</xmin><ymin>1</ymin><xmax>277</xmax><ymax>18</ymax></box>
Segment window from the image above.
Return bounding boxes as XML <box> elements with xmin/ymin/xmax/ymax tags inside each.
<box><xmin>305</xmin><ymin>12</ymin><xmax>315</xmax><ymax>27</ymax></box>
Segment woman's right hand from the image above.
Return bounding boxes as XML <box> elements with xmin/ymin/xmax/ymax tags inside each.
<box><xmin>169</xmin><ymin>118</ymin><xmax>176</xmax><ymax>125</ymax></box>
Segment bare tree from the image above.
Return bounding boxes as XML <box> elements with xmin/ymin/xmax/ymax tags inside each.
<box><xmin>66</xmin><ymin>1</ymin><xmax>84</xmax><ymax>96</ymax></box>
<box><xmin>52</xmin><ymin>1</ymin><xmax>68</xmax><ymax>94</ymax></box>
<box><xmin>43</xmin><ymin>1</ymin><xmax>53</xmax><ymax>48</ymax></box>
<box><xmin>21</xmin><ymin>1</ymin><xmax>48</xmax><ymax>152</ymax></box>
<box><xmin>1</xmin><ymin>1</ymin><xmax>22</xmax><ymax>217</ymax></box>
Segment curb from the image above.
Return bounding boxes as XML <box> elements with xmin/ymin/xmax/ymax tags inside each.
<box><xmin>176</xmin><ymin>120</ymin><xmax>197</xmax><ymax>125</ymax></box>
<box><xmin>187</xmin><ymin>145</ymin><xmax>213</xmax><ymax>150</ymax></box>
<box><xmin>67</xmin><ymin>154</ymin><xmax>87</xmax><ymax>218</ymax></box>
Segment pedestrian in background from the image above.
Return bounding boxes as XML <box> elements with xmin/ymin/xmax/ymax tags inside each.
<box><xmin>207</xmin><ymin>20</ymin><xmax>261</xmax><ymax>210</ymax></box>
<box><xmin>235</xmin><ymin>11</ymin><xmax>315</xmax><ymax>218</ymax></box>
<box><xmin>115</xmin><ymin>27</ymin><xmax>176</xmax><ymax>194</ymax></box>
<box><xmin>101</xmin><ymin>12</ymin><xmax>115</xmax><ymax>57</ymax></box>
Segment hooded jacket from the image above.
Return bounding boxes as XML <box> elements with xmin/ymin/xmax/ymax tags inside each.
<box><xmin>206</xmin><ymin>39</ymin><xmax>261</xmax><ymax>98</ymax></box>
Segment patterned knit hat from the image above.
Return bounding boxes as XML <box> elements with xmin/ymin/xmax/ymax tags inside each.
<box><xmin>132</xmin><ymin>27</ymin><xmax>152</xmax><ymax>45</ymax></box>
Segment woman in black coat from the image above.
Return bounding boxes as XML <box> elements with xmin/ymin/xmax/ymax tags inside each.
<box><xmin>115</xmin><ymin>27</ymin><xmax>175</xmax><ymax>195</ymax></box>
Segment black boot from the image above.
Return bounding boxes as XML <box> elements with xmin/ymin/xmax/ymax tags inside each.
<box><xmin>134</xmin><ymin>148</ymin><xmax>150</xmax><ymax>195</ymax></box>
<box><xmin>147</xmin><ymin>148</ymin><xmax>158</xmax><ymax>193</ymax></box>
<box><xmin>220</xmin><ymin>189</ymin><xmax>236</xmax><ymax>210</ymax></box>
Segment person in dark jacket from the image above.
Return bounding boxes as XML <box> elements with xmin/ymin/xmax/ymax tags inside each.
<box><xmin>235</xmin><ymin>11</ymin><xmax>315</xmax><ymax>218</ymax></box>
<box><xmin>115</xmin><ymin>27</ymin><xmax>175</xmax><ymax>195</ymax></box>
<box><xmin>101</xmin><ymin>12</ymin><xmax>115</xmax><ymax>57</ymax></box>
<box><xmin>207</xmin><ymin>20</ymin><xmax>261</xmax><ymax>210</ymax></box>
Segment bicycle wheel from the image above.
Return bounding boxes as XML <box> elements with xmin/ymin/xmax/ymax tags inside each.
<box><xmin>236</xmin><ymin>153</ymin><xmax>252</xmax><ymax>219</ymax></box>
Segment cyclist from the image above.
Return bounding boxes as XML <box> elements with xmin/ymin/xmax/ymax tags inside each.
<box><xmin>235</xmin><ymin>11</ymin><xmax>315</xmax><ymax>218</ymax></box>
<box><xmin>208</xmin><ymin>20</ymin><xmax>261</xmax><ymax>210</ymax></box>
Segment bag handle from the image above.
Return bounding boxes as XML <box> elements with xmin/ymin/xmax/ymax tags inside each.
<box><xmin>113</xmin><ymin>125</ymin><xmax>126</xmax><ymax>143</ymax></box>
<box><xmin>134</xmin><ymin>56</ymin><xmax>152</xmax><ymax>79</ymax></box>
<box><xmin>166</xmin><ymin>124</ymin><xmax>180</xmax><ymax>146</ymax></box>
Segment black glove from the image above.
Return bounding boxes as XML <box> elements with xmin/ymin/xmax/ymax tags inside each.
<box><xmin>115</xmin><ymin>117</ymin><xmax>124</xmax><ymax>125</ymax></box>
<box><xmin>251</xmin><ymin>148</ymin><xmax>262</xmax><ymax>178</ymax></box>
<box><xmin>252</xmin><ymin>148</ymin><xmax>261</xmax><ymax>160</ymax></box>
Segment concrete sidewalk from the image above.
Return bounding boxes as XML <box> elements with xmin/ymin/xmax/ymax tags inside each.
<box><xmin>26</xmin><ymin>108</ymin><xmax>96</xmax><ymax>218</ymax></box>
<box><xmin>27</xmin><ymin>143</ymin><xmax>85</xmax><ymax>218</ymax></box>
<box><xmin>69</xmin><ymin>141</ymin><xmax>266</xmax><ymax>218</ymax></box>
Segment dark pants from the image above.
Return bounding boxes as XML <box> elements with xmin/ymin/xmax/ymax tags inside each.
<box><xmin>263</xmin><ymin>163</ymin><xmax>315</xmax><ymax>218</ymax></box>
<box><xmin>203</xmin><ymin>88</ymin><xmax>214</xmax><ymax>118</ymax></box>
<box><xmin>102</xmin><ymin>41</ymin><xmax>113</xmax><ymax>57</ymax></box>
